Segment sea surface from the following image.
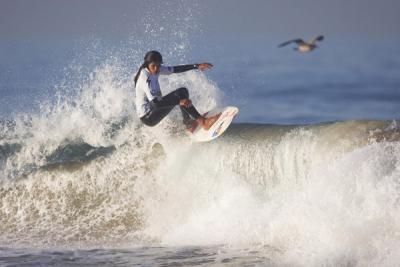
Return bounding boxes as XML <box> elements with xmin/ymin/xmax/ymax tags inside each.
<box><xmin>1</xmin><ymin>3</ymin><xmax>400</xmax><ymax>267</ymax></box>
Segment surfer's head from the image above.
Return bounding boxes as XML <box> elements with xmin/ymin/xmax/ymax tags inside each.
<box><xmin>134</xmin><ymin>51</ymin><xmax>163</xmax><ymax>84</ymax></box>
<box><xmin>144</xmin><ymin>50</ymin><xmax>163</xmax><ymax>65</ymax></box>
<box><xmin>144</xmin><ymin>50</ymin><xmax>163</xmax><ymax>75</ymax></box>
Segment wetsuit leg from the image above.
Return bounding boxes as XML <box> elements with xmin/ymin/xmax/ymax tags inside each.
<box><xmin>168</xmin><ymin>87</ymin><xmax>201</xmax><ymax>127</ymax></box>
<box><xmin>140</xmin><ymin>87</ymin><xmax>201</xmax><ymax>127</ymax></box>
<box><xmin>140</xmin><ymin>105</ymin><xmax>175</xmax><ymax>126</ymax></box>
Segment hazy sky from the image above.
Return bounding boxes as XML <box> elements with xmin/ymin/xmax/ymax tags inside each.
<box><xmin>1</xmin><ymin>0</ymin><xmax>399</xmax><ymax>41</ymax></box>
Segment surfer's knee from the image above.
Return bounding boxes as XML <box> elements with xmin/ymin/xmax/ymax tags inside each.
<box><xmin>140</xmin><ymin>117</ymin><xmax>157</xmax><ymax>127</ymax></box>
<box><xmin>176</xmin><ymin>87</ymin><xmax>189</xmax><ymax>99</ymax></box>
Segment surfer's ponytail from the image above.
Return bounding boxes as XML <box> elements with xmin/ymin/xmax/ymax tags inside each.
<box><xmin>134</xmin><ymin>62</ymin><xmax>146</xmax><ymax>85</ymax></box>
<box><xmin>134</xmin><ymin>51</ymin><xmax>163</xmax><ymax>85</ymax></box>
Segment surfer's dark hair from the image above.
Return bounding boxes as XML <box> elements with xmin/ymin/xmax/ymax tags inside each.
<box><xmin>134</xmin><ymin>51</ymin><xmax>163</xmax><ymax>85</ymax></box>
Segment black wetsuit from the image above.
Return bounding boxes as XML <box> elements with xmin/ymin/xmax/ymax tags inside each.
<box><xmin>136</xmin><ymin>64</ymin><xmax>202</xmax><ymax>127</ymax></box>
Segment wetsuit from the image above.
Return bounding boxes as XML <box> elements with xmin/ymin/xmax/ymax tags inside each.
<box><xmin>135</xmin><ymin>64</ymin><xmax>202</xmax><ymax>127</ymax></box>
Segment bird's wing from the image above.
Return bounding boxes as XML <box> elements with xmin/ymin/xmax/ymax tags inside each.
<box><xmin>309</xmin><ymin>35</ymin><xmax>324</xmax><ymax>44</ymax></box>
<box><xmin>278</xmin><ymin>39</ymin><xmax>305</xmax><ymax>47</ymax></box>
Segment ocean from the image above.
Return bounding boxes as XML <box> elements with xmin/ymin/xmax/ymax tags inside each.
<box><xmin>1</xmin><ymin>4</ymin><xmax>400</xmax><ymax>267</ymax></box>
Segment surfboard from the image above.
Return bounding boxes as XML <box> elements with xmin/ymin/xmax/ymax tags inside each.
<box><xmin>188</xmin><ymin>106</ymin><xmax>239</xmax><ymax>142</ymax></box>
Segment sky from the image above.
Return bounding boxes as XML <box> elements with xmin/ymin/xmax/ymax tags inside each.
<box><xmin>1</xmin><ymin>0</ymin><xmax>399</xmax><ymax>41</ymax></box>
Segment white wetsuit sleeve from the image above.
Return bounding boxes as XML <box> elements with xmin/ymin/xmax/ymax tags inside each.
<box><xmin>159</xmin><ymin>65</ymin><xmax>174</xmax><ymax>75</ymax></box>
<box><xmin>137</xmin><ymin>72</ymin><xmax>157</xmax><ymax>102</ymax></box>
<box><xmin>144</xmin><ymin>79</ymin><xmax>157</xmax><ymax>101</ymax></box>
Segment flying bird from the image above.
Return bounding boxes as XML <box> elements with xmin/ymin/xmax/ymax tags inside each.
<box><xmin>278</xmin><ymin>35</ymin><xmax>324</xmax><ymax>53</ymax></box>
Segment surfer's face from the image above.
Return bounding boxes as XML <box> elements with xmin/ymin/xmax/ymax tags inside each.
<box><xmin>148</xmin><ymin>62</ymin><xmax>160</xmax><ymax>74</ymax></box>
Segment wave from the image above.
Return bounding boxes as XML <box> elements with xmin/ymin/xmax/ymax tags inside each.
<box><xmin>1</xmin><ymin>56</ymin><xmax>400</xmax><ymax>266</ymax></box>
<box><xmin>44</xmin><ymin>140</ymin><xmax>115</xmax><ymax>170</ymax></box>
<box><xmin>2</xmin><ymin>118</ymin><xmax>398</xmax><ymax>178</ymax></box>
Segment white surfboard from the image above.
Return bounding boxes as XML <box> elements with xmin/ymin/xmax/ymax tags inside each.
<box><xmin>189</xmin><ymin>106</ymin><xmax>239</xmax><ymax>142</ymax></box>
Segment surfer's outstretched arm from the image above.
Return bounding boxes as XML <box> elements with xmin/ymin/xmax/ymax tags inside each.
<box><xmin>159</xmin><ymin>63</ymin><xmax>213</xmax><ymax>75</ymax></box>
<box><xmin>174</xmin><ymin>63</ymin><xmax>213</xmax><ymax>73</ymax></box>
<box><xmin>173</xmin><ymin>64</ymin><xmax>198</xmax><ymax>73</ymax></box>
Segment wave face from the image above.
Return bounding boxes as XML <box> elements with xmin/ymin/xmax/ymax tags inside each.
<box><xmin>1</xmin><ymin>61</ymin><xmax>400</xmax><ymax>265</ymax></box>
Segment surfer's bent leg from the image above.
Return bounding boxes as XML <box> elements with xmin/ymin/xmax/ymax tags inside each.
<box><xmin>175</xmin><ymin>87</ymin><xmax>202</xmax><ymax>126</ymax></box>
<box><xmin>140</xmin><ymin>105</ymin><xmax>175</xmax><ymax>126</ymax></box>
<box><xmin>140</xmin><ymin>87</ymin><xmax>201</xmax><ymax>127</ymax></box>
<box><xmin>162</xmin><ymin>87</ymin><xmax>201</xmax><ymax>126</ymax></box>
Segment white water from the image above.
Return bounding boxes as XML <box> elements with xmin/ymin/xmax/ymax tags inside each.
<box><xmin>0</xmin><ymin>61</ymin><xmax>400</xmax><ymax>266</ymax></box>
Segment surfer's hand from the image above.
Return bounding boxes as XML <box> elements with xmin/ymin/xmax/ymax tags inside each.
<box><xmin>197</xmin><ymin>63</ymin><xmax>213</xmax><ymax>71</ymax></box>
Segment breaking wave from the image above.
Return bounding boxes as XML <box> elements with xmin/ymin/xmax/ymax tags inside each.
<box><xmin>0</xmin><ymin>61</ymin><xmax>400</xmax><ymax>266</ymax></box>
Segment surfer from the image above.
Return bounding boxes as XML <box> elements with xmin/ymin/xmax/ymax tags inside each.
<box><xmin>134</xmin><ymin>50</ymin><xmax>220</xmax><ymax>131</ymax></box>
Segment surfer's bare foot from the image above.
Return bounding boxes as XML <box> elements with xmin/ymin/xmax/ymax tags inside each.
<box><xmin>201</xmin><ymin>113</ymin><xmax>221</xmax><ymax>130</ymax></box>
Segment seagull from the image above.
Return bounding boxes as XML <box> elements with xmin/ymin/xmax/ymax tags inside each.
<box><xmin>278</xmin><ymin>35</ymin><xmax>324</xmax><ymax>53</ymax></box>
